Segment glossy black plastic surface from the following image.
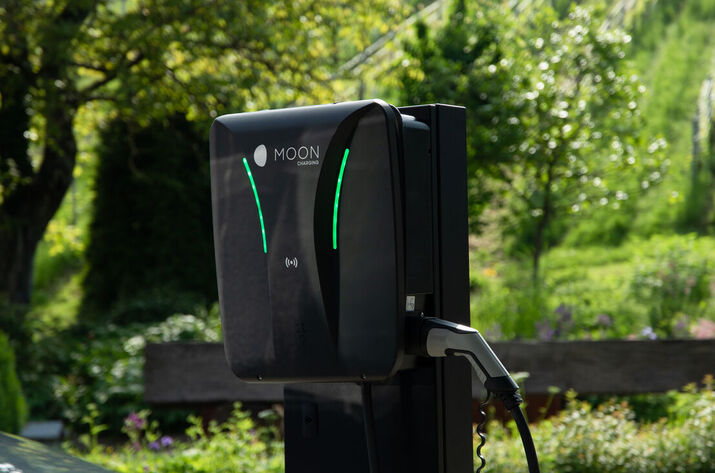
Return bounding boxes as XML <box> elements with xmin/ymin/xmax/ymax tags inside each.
<box><xmin>210</xmin><ymin>100</ymin><xmax>405</xmax><ymax>382</ymax></box>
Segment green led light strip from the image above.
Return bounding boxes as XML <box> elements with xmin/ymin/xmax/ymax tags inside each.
<box><xmin>332</xmin><ymin>148</ymin><xmax>350</xmax><ymax>250</ymax></box>
<box><xmin>242</xmin><ymin>158</ymin><xmax>267</xmax><ymax>253</ymax></box>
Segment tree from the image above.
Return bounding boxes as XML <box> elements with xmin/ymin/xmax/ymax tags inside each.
<box><xmin>0</xmin><ymin>0</ymin><xmax>403</xmax><ymax>306</ymax></box>
<box><xmin>82</xmin><ymin>115</ymin><xmax>216</xmax><ymax>322</ymax></box>
<box><xmin>400</xmin><ymin>0</ymin><xmax>666</xmax><ymax>279</ymax></box>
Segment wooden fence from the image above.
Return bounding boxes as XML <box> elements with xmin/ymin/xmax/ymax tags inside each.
<box><xmin>145</xmin><ymin>340</ymin><xmax>715</xmax><ymax>404</ymax></box>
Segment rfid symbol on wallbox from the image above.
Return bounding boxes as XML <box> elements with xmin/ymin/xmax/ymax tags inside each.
<box><xmin>285</xmin><ymin>257</ymin><xmax>298</xmax><ymax>269</ymax></box>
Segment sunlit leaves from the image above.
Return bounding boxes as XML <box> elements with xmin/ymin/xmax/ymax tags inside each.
<box><xmin>400</xmin><ymin>0</ymin><xmax>667</xmax><ymax>243</ymax></box>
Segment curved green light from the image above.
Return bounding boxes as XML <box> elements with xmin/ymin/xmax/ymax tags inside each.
<box><xmin>332</xmin><ymin>148</ymin><xmax>350</xmax><ymax>250</ymax></box>
<box><xmin>242</xmin><ymin>158</ymin><xmax>267</xmax><ymax>253</ymax></box>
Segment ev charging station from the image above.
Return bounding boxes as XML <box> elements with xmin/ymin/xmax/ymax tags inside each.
<box><xmin>210</xmin><ymin>100</ymin><xmax>539</xmax><ymax>473</ymax></box>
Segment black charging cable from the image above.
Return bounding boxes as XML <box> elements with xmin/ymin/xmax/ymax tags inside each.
<box><xmin>361</xmin><ymin>382</ymin><xmax>381</xmax><ymax>473</ymax></box>
<box><xmin>407</xmin><ymin>315</ymin><xmax>541</xmax><ymax>473</ymax></box>
<box><xmin>509</xmin><ymin>401</ymin><xmax>540</xmax><ymax>473</ymax></box>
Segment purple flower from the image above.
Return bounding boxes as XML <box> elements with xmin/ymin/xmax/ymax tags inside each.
<box><xmin>160</xmin><ymin>436</ymin><xmax>173</xmax><ymax>447</ymax></box>
<box><xmin>640</xmin><ymin>326</ymin><xmax>657</xmax><ymax>340</ymax></box>
<box><xmin>673</xmin><ymin>317</ymin><xmax>689</xmax><ymax>336</ymax></box>
<box><xmin>554</xmin><ymin>304</ymin><xmax>572</xmax><ymax>319</ymax></box>
<box><xmin>148</xmin><ymin>440</ymin><xmax>160</xmax><ymax>451</ymax></box>
<box><xmin>484</xmin><ymin>323</ymin><xmax>503</xmax><ymax>341</ymax></box>
<box><xmin>126</xmin><ymin>412</ymin><xmax>146</xmax><ymax>430</ymax></box>
<box><xmin>596</xmin><ymin>313</ymin><xmax>612</xmax><ymax>328</ymax></box>
<box><xmin>535</xmin><ymin>320</ymin><xmax>555</xmax><ymax>341</ymax></box>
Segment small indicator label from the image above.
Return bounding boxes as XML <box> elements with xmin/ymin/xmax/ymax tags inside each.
<box><xmin>406</xmin><ymin>296</ymin><xmax>416</xmax><ymax>311</ymax></box>
<box><xmin>285</xmin><ymin>257</ymin><xmax>299</xmax><ymax>269</ymax></box>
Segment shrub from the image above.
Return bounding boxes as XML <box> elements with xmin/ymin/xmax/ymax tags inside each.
<box><xmin>630</xmin><ymin>235</ymin><xmax>712</xmax><ymax>337</ymax></box>
<box><xmin>22</xmin><ymin>306</ymin><xmax>221</xmax><ymax>433</ymax></box>
<box><xmin>82</xmin><ymin>115</ymin><xmax>216</xmax><ymax>324</ymax></box>
<box><xmin>482</xmin><ymin>378</ymin><xmax>715</xmax><ymax>473</ymax></box>
<box><xmin>0</xmin><ymin>331</ymin><xmax>27</xmax><ymax>433</ymax></box>
<box><xmin>471</xmin><ymin>235</ymin><xmax>715</xmax><ymax>341</ymax></box>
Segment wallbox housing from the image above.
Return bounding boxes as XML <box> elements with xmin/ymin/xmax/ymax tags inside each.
<box><xmin>210</xmin><ymin>99</ymin><xmax>435</xmax><ymax>382</ymax></box>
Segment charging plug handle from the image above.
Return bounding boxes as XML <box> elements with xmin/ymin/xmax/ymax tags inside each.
<box><xmin>412</xmin><ymin>317</ymin><xmax>519</xmax><ymax>400</ymax></box>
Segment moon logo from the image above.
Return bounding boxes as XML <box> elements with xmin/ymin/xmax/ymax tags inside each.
<box><xmin>253</xmin><ymin>144</ymin><xmax>267</xmax><ymax>167</ymax></box>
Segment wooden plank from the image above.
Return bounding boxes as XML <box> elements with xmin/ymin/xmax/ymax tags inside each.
<box><xmin>144</xmin><ymin>340</ymin><xmax>715</xmax><ymax>403</ymax></box>
<box><xmin>489</xmin><ymin>339</ymin><xmax>715</xmax><ymax>395</ymax></box>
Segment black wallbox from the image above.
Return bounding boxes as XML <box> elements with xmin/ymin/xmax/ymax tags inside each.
<box><xmin>210</xmin><ymin>99</ymin><xmax>435</xmax><ymax>382</ymax></box>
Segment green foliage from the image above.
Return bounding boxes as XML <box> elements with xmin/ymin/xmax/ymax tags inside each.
<box><xmin>82</xmin><ymin>115</ymin><xmax>215</xmax><ymax>323</ymax></box>
<box><xmin>630</xmin><ymin>235</ymin><xmax>712</xmax><ymax>337</ymax></box>
<box><xmin>1</xmin><ymin>0</ymin><xmax>406</xmax><ymax>313</ymax></box>
<box><xmin>629</xmin><ymin>0</ymin><xmax>715</xmax><ymax>235</ymax></box>
<box><xmin>584</xmin><ymin>376</ymin><xmax>715</xmax><ymax>424</ymax></box>
<box><xmin>471</xmin><ymin>234</ymin><xmax>715</xmax><ymax>340</ymax></box>
<box><xmin>77</xmin><ymin>403</ymin><xmax>109</xmax><ymax>454</ymax></box>
<box><xmin>562</xmin><ymin>210</ymin><xmax>631</xmax><ymax>247</ymax></box>
<box><xmin>400</xmin><ymin>0</ymin><xmax>666</xmax><ymax>276</ymax></box>
<box><xmin>76</xmin><ymin>404</ymin><xmax>283</xmax><ymax>473</ymax></box>
<box><xmin>27</xmin><ymin>268</ymin><xmax>84</xmax><ymax>337</ymax></box>
<box><xmin>482</xmin><ymin>380</ymin><xmax>715</xmax><ymax>472</ymax></box>
<box><xmin>0</xmin><ymin>331</ymin><xmax>27</xmax><ymax>433</ymax></box>
<box><xmin>20</xmin><ymin>307</ymin><xmax>221</xmax><ymax>432</ymax></box>
<box><xmin>471</xmin><ymin>264</ymin><xmax>549</xmax><ymax>339</ymax></box>
<box><xmin>471</xmin><ymin>245</ymin><xmax>639</xmax><ymax>340</ymax></box>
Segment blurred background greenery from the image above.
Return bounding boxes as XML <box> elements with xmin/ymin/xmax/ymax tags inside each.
<box><xmin>1</xmin><ymin>0</ymin><xmax>714</xmax><ymax>470</ymax></box>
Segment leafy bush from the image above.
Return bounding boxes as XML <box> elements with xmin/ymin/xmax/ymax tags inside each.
<box><xmin>82</xmin><ymin>115</ymin><xmax>216</xmax><ymax>324</ymax></box>
<box><xmin>20</xmin><ymin>306</ymin><xmax>221</xmax><ymax>433</ymax></box>
<box><xmin>75</xmin><ymin>404</ymin><xmax>283</xmax><ymax>473</ymax></box>
<box><xmin>631</xmin><ymin>235</ymin><xmax>712</xmax><ymax>337</ymax></box>
<box><xmin>0</xmin><ymin>331</ymin><xmax>27</xmax><ymax>433</ymax></box>
<box><xmin>471</xmin><ymin>245</ymin><xmax>642</xmax><ymax>340</ymax></box>
<box><xmin>482</xmin><ymin>379</ymin><xmax>715</xmax><ymax>473</ymax></box>
<box><xmin>471</xmin><ymin>264</ymin><xmax>549</xmax><ymax>339</ymax></box>
<box><xmin>471</xmin><ymin>234</ymin><xmax>715</xmax><ymax>340</ymax></box>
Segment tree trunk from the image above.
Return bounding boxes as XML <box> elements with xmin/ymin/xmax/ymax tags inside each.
<box><xmin>532</xmin><ymin>162</ymin><xmax>555</xmax><ymax>283</ymax></box>
<box><xmin>0</xmin><ymin>30</ymin><xmax>34</xmax><ymax>305</ymax></box>
<box><xmin>532</xmin><ymin>210</ymin><xmax>548</xmax><ymax>284</ymax></box>
<box><xmin>0</xmin><ymin>222</ymin><xmax>36</xmax><ymax>305</ymax></box>
<box><xmin>0</xmin><ymin>99</ymin><xmax>77</xmax><ymax>304</ymax></box>
<box><xmin>0</xmin><ymin>2</ymin><xmax>90</xmax><ymax>305</ymax></box>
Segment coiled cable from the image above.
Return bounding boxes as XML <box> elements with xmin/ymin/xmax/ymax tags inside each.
<box><xmin>475</xmin><ymin>391</ymin><xmax>492</xmax><ymax>473</ymax></box>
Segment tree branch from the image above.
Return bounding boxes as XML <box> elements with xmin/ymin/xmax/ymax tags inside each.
<box><xmin>78</xmin><ymin>52</ymin><xmax>145</xmax><ymax>100</ymax></box>
<box><xmin>70</xmin><ymin>61</ymin><xmax>109</xmax><ymax>72</ymax></box>
<box><xmin>492</xmin><ymin>163</ymin><xmax>533</xmax><ymax>206</ymax></box>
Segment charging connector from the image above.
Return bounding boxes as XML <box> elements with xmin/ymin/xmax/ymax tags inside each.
<box><xmin>407</xmin><ymin>315</ymin><xmax>541</xmax><ymax>473</ymax></box>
